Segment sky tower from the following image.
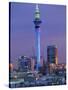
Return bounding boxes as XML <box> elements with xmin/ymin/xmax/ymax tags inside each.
<box><xmin>34</xmin><ymin>4</ymin><xmax>42</xmax><ymax>71</ymax></box>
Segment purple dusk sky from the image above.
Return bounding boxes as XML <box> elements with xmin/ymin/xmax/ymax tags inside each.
<box><xmin>10</xmin><ymin>2</ymin><xmax>66</xmax><ymax>64</ymax></box>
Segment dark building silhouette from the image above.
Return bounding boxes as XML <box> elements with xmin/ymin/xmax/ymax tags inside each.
<box><xmin>18</xmin><ymin>56</ymin><xmax>31</xmax><ymax>72</ymax></box>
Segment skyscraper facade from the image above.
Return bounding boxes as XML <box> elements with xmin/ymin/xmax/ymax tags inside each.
<box><xmin>34</xmin><ymin>4</ymin><xmax>42</xmax><ymax>71</ymax></box>
<box><xmin>47</xmin><ymin>45</ymin><xmax>58</xmax><ymax>74</ymax></box>
<box><xmin>47</xmin><ymin>45</ymin><xmax>58</xmax><ymax>65</ymax></box>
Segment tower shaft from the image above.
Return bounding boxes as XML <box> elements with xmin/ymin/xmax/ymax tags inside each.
<box><xmin>35</xmin><ymin>28</ymin><xmax>40</xmax><ymax>70</ymax></box>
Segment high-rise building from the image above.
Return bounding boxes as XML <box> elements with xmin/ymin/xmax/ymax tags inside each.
<box><xmin>31</xmin><ymin>57</ymin><xmax>35</xmax><ymax>72</ymax></box>
<box><xmin>47</xmin><ymin>45</ymin><xmax>58</xmax><ymax>74</ymax></box>
<box><xmin>33</xmin><ymin>4</ymin><xmax>42</xmax><ymax>71</ymax></box>
<box><xmin>47</xmin><ymin>45</ymin><xmax>58</xmax><ymax>65</ymax></box>
<box><xmin>40</xmin><ymin>56</ymin><xmax>44</xmax><ymax>67</ymax></box>
<box><xmin>18</xmin><ymin>56</ymin><xmax>31</xmax><ymax>72</ymax></box>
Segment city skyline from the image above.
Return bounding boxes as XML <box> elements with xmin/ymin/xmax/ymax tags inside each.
<box><xmin>10</xmin><ymin>2</ymin><xmax>66</xmax><ymax>64</ymax></box>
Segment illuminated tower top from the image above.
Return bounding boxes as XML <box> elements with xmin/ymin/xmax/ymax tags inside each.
<box><xmin>34</xmin><ymin>4</ymin><xmax>42</xmax><ymax>28</ymax></box>
<box><xmin>35</xmin><ymin>4</ymin><xmax>40</xmax><ymax>20</ymax></box>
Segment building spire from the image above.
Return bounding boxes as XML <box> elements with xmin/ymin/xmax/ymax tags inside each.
<box><xmin>35</xmin><ymin>4</ymin><xmax>40</xmax><ymax>20</ymax></box>
<box><xmin>36</xmin><ymin>4</ymin><xmax>39</xmax><ymax>11</ymax></box>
